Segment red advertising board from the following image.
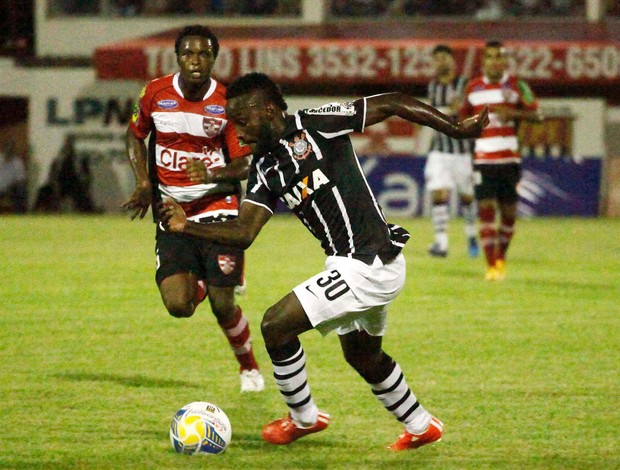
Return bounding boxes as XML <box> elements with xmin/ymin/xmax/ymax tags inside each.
<box><xmin>96</xmin><ymin>38</ymin><xmax>620</xmax><ymax>86</ymax></box>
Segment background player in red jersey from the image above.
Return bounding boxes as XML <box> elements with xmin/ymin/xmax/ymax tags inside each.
<box><xmin>159</xmin><ymin>72</ymin><xmax>488</xmax><ymax>450</ymax></box>
<box><xmin>461</xmin><ymin>41</ymin><xmax>542</xmax><ymax>281</ymax></box>
<box><xmin>122</xmin><ymin>25</ymin><xmax>264</xmax><ymax>392</ymax></box>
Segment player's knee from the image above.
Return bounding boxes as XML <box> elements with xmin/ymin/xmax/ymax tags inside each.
<box><xmin>261</xmin><ymin>306</ymin><xmax>285</xmax><ymax>348</ymax></box>
<box><xmin>164</xmin><ymin>298</ymin><xmax>195</xmax><ymax>318</ymax></box>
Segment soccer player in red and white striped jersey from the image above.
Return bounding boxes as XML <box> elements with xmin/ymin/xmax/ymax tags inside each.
<box><xmin>122</xmin><ymin>25</ymin><xmax>264</xmax><ymax>392</ymax></box>
<box><xmin>461</xmin><ymin>41</ymin><xmax>542</xmax><ymax>280</ymax></box>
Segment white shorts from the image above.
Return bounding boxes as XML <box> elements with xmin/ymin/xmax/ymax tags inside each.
<box><xmin>424</xmin><ymin>150</ymin><xmax>474</xmax><ymax>195</ymax></box>
<box><xmin>292</xmin><ymin>254</ymin><xmax>406</xmax><ymax>337</ymax></box>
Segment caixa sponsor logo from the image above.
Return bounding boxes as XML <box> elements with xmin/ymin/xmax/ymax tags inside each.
<box><xmin>157</xmin><ymin>99</ymin><xmax>178</xmax><ymax>109</ymax></box>
<box><xmin>205</xmin><ymin>104</ymin><xmax>225</xmax><ymax>115</ymax></box>
<box><xmin>157</xmin><ymin>149</ymin><xmax>224</xmax><ymax>171</ymax></box>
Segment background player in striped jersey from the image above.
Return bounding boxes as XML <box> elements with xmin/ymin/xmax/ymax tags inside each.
<box><xmin>121</xmin><ymin>25</ymin><xmax>264</xmax><ymax>392</ymax></box>
<box><xmin>461</xmin><ymin>41</ymin><xmax>542</xmax><ymax>281</ymax></box>
<box><xmin>159</xmin><ymin>72</ymin><xmax>489</xmax><ymax>450</ymax></box>
<box><xmin>425</xmin><ymin>44</ymin><xmax>479</xmax><ymax>258</ymax></box>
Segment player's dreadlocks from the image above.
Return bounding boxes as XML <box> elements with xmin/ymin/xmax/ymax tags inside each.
<box><xmin>174</xmin><ymin>25</ymin><xmax>220</xmax><ymax>59</ymax></box>
<box><xmin>226</xmin><ymin>72</ymin><xmax>288</xmax><ymax>111</ymax></box>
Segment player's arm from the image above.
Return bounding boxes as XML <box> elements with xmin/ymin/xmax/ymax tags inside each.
<box><xmin>494</xmin><ymin>80</ymin><xmax>543</xmax><ymax>123</ymax></box>
<box><xmin>121</xmin><ymin>128</ymin><xmax>152</xmax><ymax>220</ymax></box>
<box><xmin>187</xmin><ymin>155</ymin><xmax>251</xmax><ymax>184</ymax></box>
<box><xmin>493</xmin><ymin>105</ymin><xmax>543</xmax><ymax>123</ymax></box>
<box><xmin>159</xmin><ymin>197</ymin><xmax>271</xmax><ymax>249</ymax></box>
<box><xmin>365</xmin><ymin>92</ymin><xmax>488</xmax><ymax>139</ymax></box>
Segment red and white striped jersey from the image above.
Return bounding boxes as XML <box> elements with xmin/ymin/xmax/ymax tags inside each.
<box><xmin>129</xmin><ymin>73</ymin><xmax>250</xmax><ymax>220</ymax></box>
<box><xmin>461</xmin><ymin>73</ymin><xmax>538</xmax><ymax>165</ymax></box>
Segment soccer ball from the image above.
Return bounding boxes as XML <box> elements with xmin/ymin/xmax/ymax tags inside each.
<box><xmin>169</xmin><ymin>402</ymin><xmax>232</xmax><ymax>455</ymax></box>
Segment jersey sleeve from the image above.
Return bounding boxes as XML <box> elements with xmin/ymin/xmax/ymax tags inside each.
<box><xmin>224</xmin><ymin>120</ymin><xmax>251</xmax><ymax>160</ymax></box>
<box><xmin>295</xmin><ymin>99</ymin><xmax>365</xmax><ymax>137</ymax></box>
<box><xmin>517</xmin><ymin>79</ymin><xmax>539</xmax><ymax>111</ymax></box>
<box><xmin>459</xmin><ymin>83</ymin><xmax>474</xmax><ymax>118</ymax></box>
<box><xmin>128</xmin><ymin>84</ymin><xmax>153</xmax><ymax>140</ymax></box>
<box><xmin>242</xmin><ymin>161</ymin><xmax>278</xmax><ymax>213</ymax></box>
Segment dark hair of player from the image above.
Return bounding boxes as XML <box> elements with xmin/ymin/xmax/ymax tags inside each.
<box><xmin>485</xmin><ymin>40</ymin><xmax>504</xmax><ymax>49</ymax></box>
<box><xmin>174</xmin><ymin>25</ymin><xmax>220</xmax><ymax>59</ymax></box>
<box><xmin>226</xmin><ymin>72</ymin><xmax>288</xmax><ymax>111</ymax></box>
<box><xmin>432</xmin><ymin>44</ymin><xmax>453</xmax><ymax>56</ymax></box>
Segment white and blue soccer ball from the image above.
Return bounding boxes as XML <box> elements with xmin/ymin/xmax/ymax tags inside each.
<box><xmin>169</xmin><ymin>402</ymin><xmax>232</xmax><ymax>455</ymax></box>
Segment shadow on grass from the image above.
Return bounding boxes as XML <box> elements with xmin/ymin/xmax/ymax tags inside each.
<box><xmin>231</xmin><ymin>431</ymin><xmax>341</xmax><ymax>452</ymax></box>
<box><xmin>52</xmin><ymin>371</ymin><xmax>203</xmax><ymax>389</ymax></box>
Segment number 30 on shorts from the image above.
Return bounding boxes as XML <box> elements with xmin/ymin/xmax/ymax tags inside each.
<box><xmin>310</xmin><ymin>269</ymin><xmax>350</xmax><ymax>301</ymax></box>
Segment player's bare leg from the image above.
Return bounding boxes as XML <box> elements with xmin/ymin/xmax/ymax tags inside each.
<box><xmin>208</xmin><ymin>286</ymin><xmax>263</xmax><ymax>392</ymax></box>
<box><xmin>159</xmin><ymin>272</ymin><xmax>203</xmax><ymax>318</ymax></box>
<box><xmin>260</xmin><ymin>293</ymin><xmax>330</xmax><ymax>444</ymax></box>
<box><xmin>338</xmin><ymin>330</ymin><xmax>443</xmax><ymax>450</ymax></box>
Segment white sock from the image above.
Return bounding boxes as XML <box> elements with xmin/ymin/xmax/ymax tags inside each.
<box><xmin>462</xmin><ymin>202</ymin><xmax>478</xmax><ymax>238</ymax></box>
<box><xmin>271</xmin><ymin>346</ymin><xmax>318</xmax><ymax>426</ymax></box>
<box><xmin>371</xmin><ymin>362</ymin><xmax>431</xmax><ymax>433</ymax></box>
<box><xmin>431</xmin><ymin>203</ymin><xmax>449</xmax><ymax>250</ymax></box>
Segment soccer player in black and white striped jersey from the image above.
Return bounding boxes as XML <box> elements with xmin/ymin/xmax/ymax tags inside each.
<box><xmin>160</xmin><ymin>73</ymin><xmax>489</xmax><ymax>450</ymax></box>
<box><xmin>425</xmin><ymin>45</ymin><xmax>479</xmax><ymax>258</ymax></box>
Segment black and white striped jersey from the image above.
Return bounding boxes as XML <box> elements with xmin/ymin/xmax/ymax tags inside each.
<box><xmin>428</xmin><ymin>76</ymin><xmax>473</xmax><ymax>154</ymax></box>
<box><xmin>244</xmin><ymin>98</ymin><xmax>409</xmax><ymax>263</ymax></box>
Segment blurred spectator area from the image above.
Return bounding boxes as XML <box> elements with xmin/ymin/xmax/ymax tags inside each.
<box><xmin>331</xmin><ymin>0</ymin><xmax>587</xmax><ymax>17</ymax></box>
<box><xmin>44</xmin><ymin>0</ymin><xmax>619</xmax><ymax>17</ymax></box>
<box><xmin>0</xmin><ymin>0</ymin><xmax>34</xmax><ymax>56</ymax></box>
<box><xmin>47</xmin><ymin>0</ymin><xmax>302</xmax><ymax>16</ymax></box>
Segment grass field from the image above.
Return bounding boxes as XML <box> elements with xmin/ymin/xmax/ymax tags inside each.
<box><xmin>1</xmin><ymin>214</ymin><xmax>618</xmax><ymax>469</ymax></box>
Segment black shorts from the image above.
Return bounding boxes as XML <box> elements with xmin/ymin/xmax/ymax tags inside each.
<box><xmin>473</xmin><ymin>163</ymin><xmax>521</xmax><ymax>203</ymax></box>
<box><xmin>155</xmin><ymin>229</ymin><xmax>244</xmax><ymax>288</ymax></box>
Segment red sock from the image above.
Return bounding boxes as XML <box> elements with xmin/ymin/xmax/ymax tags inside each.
<box><xmin>478</xmin><ymin>206</ymin><xmax>497</xmax><ymax>267</ymax></box>
<box><xmin>218</xmin><ymin>307</ymin><xmax>259</xmax><ymax>372</ymax></box>
<box><xmin>498</xmin><ymin>215</ymin><xmax>516</xmax><ymax>261</ymax></box>
<box><xmin>194</xmin><ymin>280</ymin><xmax>207</xmax><ymax>306</ymax></box>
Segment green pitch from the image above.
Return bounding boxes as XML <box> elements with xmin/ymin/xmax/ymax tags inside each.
<box><xmin>1</xmin><ymin>215</ymin><xmax>618</xmax><ymax>469</ymax></box>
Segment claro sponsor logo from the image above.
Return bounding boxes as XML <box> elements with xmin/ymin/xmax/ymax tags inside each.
<box><xmin>157</xmin><ymin>149</ymin><xmax>224</xmax><ymax>171</ymax></box>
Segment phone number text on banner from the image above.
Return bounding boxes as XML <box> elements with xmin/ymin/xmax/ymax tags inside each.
<box><xmin>96</xmin><ymin>39</ymin><xmax>620</xmax><ymax>85</ymax></box>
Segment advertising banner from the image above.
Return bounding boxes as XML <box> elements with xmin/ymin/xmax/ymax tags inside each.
<box><xmin>96</xmin><ymin>38</ymin><xmax>620</xmax><ymax>87</ymax></box>
<box><xmin>355</xmin><ymin>155</ymin><xmax>602</xmax><ymax>218</ymax></box>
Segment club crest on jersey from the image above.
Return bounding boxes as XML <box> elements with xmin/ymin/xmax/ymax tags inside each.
<box><xmin>288</xmin><ymin>132</ymin><xmax>313</xmax><ymax>160</ymax></box>
<box><xmin>203</xmin><ymin>117</ymin><xmax>224</xmax><ymax>138</ymax></box>
<box><xmin>501</xmin><ymin>87</ymin><xmax>518</xmax><ymax>103</ymax></box>
<box><xmin>218</xmin><ymin>255</ymin><xmax>236</xmax><ymax>275</ymax></box>
<box><xmin>282</xmin><ymin>168</ymin><xmax>330</xmax><ymax>209</ymax></box>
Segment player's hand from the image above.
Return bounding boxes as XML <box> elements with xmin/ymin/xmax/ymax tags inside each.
<box><xmin>492</xmin><ymin>105</ymin><xmax>516</xmax><ymax>123</ymax></box>
<box><xmin>121</xmin><ymin>182</ymin><xmax>152</xmax><ymax>220</ymax></box>
<box><xmin>159</xmin><ymin>197</ymin><xmax>187</xmax><ymax>232</ymax></box>
<box><xmin>458</xmin><ymin>106</ymin><xmax>489</xmax><ymax>138</ymax></box>
<box><xmin>187</xmin><ymin>159</ymin><xmax>210</xmax><ymax>183</ymax></box>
